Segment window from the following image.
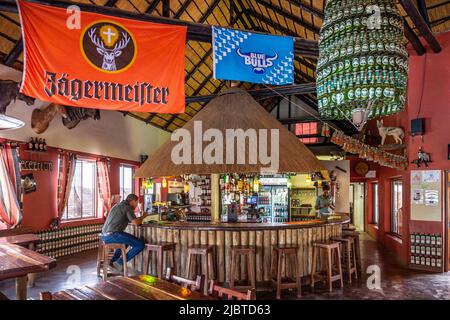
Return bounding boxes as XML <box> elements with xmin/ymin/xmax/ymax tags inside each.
<box><xmin>120</xmin><ymin>164</ymin><xmax>134</xmax><ymax>201</ymax></box>
<box><xmin>64</xmin><ymin>159</ymin><xmax>98</xmax><ymax>220</ymax></box>
<box><xmin>391</xmin><ymin>180</ymin><xmax>403</xmax><ymax>236</ymax></box>
<box><xmin>295</xmin><ymin>122</ymin><xmax>318</xmax><ymax>144</ymax></box>
<box><xmin>372</xmin><ymin>183</ymin><xmax>379</xmax><ymax>225</ymax></box>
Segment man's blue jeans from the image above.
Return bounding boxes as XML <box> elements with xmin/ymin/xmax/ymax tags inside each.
<box><xmin>101</xmin><ymin>231</ymin><xmax>144</xmax><ymax>266</ymax></box>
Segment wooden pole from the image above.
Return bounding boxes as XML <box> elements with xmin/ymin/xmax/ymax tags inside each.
<box><xmin>210</xmin><ymin>174</ymin><xmax>220</xmax><ymax>222</ymax></box>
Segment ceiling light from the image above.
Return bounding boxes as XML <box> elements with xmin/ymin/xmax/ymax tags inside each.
<box><xmin>0</xmin><ymin>114</ymin><xmax>25</xmax><ymax>131</ymax></box>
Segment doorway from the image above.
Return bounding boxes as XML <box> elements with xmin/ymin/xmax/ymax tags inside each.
<box><xmin>350</xmin><ymin>183</ymin><xmax>365</xmax><ymax>231</ymax></box>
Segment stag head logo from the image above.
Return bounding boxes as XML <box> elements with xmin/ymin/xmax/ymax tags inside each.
<box><xmin>236</xmin><ymin>49</ymin><xmax>278</xmax><ymax>74</ymax></box>
<box><xmin>81</xmin><ymin>21</ymin><xmax>136</xmax><ymax>73</ymax></box>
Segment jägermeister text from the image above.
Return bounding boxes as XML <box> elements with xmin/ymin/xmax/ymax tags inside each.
<box><xmin>44</xmin><ymin>71</ymin><xmax>170</xmax><ymax>106</ymax></box>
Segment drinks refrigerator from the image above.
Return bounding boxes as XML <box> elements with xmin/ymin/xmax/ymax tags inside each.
<box><xmin>257</xmin><ymin>184</ymin><xmax>289</xmax><ymax>223</ymax></box>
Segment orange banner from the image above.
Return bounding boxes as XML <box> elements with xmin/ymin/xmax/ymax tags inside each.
<box><xmin>18</xmin><ymin>0</ymin><xmax>186</xmax><ymax>113</ymax></box>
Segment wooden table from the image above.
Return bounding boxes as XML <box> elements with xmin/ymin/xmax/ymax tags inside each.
<box><xmin>0</xmin><ymin>234</ymin><xmax>41</xmax><ymax>287</ymax></box>
<box><xmin>44</xmin><ymin>275</ymin><xmax>214</xmax><ymax>300</ymax></box>
<box><xmin>0</xmin><ymin>242</ymin><xmax>56</xmax><ymax>300</ymax></box>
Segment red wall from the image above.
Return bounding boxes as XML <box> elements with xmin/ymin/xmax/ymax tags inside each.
<box><xmin>350</xmin><ymin>32</ymin><xmax>450</xmax><ymax>266</ymax></box>
<box><xmin>0</xmin><ymin>139</ymin><xmax>140</xmax><ymax>231</ymax></box>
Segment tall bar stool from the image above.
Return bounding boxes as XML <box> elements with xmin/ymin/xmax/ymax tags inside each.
<box><xmin>310</xmin><ymin>241</ymin><xmax>343</xmax><ymax>292</ymax></box>
<box><xmin>229</xmin><ymin>246</ymin><xmax>256</xmax><ymax>290</ymax></box>
<box><xmin>96</xmin><ymin>237</ymin><xmax>127</xmax><ymax>280</ymax></box>
<box><xmin>185</xmin><ymin>245</ymin><xmax>215</xmax><ymax>290</ymax></box>
<box><xmin>143</xmin><ymin>242</ymin><xmax>176</xmax><ymax>278</ymax></box>
<box><xmin>331</xmin><ymin>236</ymin><xmax>358</xmax><ymax>283</ymax></box>
<box><xmin>342</xmin><ymin>230</ymin><xmax>361</xmax><ymax>273</ymax></box>
<box><xmin>270</xmin><ymin>245</ymin><xmax>301</xmax><ymax>299</ymax></box>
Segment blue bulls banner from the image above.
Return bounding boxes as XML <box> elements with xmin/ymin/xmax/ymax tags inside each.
<box><xmin>212</xmin><ymin>27</ymin><xmax>294</xmax><ymax>85</ymax></box>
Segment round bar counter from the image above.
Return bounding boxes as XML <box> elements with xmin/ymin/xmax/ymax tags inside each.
<box><xmin>126</xmin><ymin>214</ymin><xmax>350</xmax><ymax>284</ymax></box>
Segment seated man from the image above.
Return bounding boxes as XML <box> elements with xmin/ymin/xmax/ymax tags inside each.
<box><xmin>101</xmin><ymin>194</ymin><xmax>148</xmax><ymax>270</ymax></box>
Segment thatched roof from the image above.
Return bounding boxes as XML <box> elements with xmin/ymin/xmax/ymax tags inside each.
<box><xmin>1</xmin><ymin>0</ymin><xmax>448</xmax><ymax>133</ymax></box>
<box><xmin>135</xmin><ymin>87</ymin><xmax>326</xmax><ymax>177</ymax></box>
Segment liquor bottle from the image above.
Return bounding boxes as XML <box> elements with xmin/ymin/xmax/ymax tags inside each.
<box><xmin>38</xmin><ymin>139</ymin><xmax>44</xmax><ymax>151</ymax></box>
<box><xmin>29</xmin><ymin>138</ymin><xmax>34</xmax><ymax>150</ymax></box>
<box><xmin>43</xmin><ymin>139</ymin><xmax>47</xmax><ymax>151</ymax></box>
<box><xmin>34</xmin><ymin>138</ymin><xmax>40</xmax><ymax>151</ymax></box>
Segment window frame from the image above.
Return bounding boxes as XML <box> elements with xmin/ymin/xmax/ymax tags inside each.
<box><xmin>295</xmin><ymin>122</ymin><xmax>318</xmax><ymax>144</ymax></box>
<box><xmin>372</xmin><ymin>182</ymin><xmax>379</xmax><ymax>226</ymax></box>
<box><xmin>119</xmin><ymin>164</ymin><xmax>135</xmax><ymax>201</ymax></box>
<box><xmin>62</xmin><ymin>158</ymin><xmax>99</xmax><ymax>221</ymax></box>
<box><xmin>391</xmin><ymin>179</ymin><xmax>403</xmax><ymax>237</ymax></box>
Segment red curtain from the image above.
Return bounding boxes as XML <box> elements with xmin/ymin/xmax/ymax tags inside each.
<box><xmin>57</xmin><ymin>152</ymin><xmax>75</xmax><ymax>220</ymax></box>
<box><xmin>97</xmin><ymin>158</ymin><xmax>111</xmax><ymax>218</ymax></box>
<box><xmin>0</xmin><ymin>144</ymin><xmax>22</xmax><ymax>228</ymax></box>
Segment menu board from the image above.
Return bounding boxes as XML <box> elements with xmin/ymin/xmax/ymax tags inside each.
<box><xmin>410</xmin><ymin>170</ymin><xmax>442</xmax><ymax>221</ymax></box>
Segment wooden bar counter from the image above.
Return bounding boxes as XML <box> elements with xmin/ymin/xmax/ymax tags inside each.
<box><xmin>126</xmin><ymin>214</ymin><xmax>349</xmax><ymax>285</ymax></box>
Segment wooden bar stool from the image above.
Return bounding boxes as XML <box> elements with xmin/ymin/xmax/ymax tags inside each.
<box><xmin>230</xmin><ymin>246</ymin><xmax>256</xmax><ymax>290</ymax></box>
<box><xmin>143</xmin><ymin>242</ymin><xmax>176</xmax><ymax>278</ymax></box>
<box><xmin>311</xmin><ymin>241</ymin><xmax>343</xmax><ymax>292</ymax></box>
<box><xmin>270</xmin><ymin>245</ymin><xmax>301</xmax><ymax>299</ymax></box>
<box><xmin>331</xmin><ymin>237</ymin><xmax>358</xmax><ymax>284</ymax></box>
<box><xmin>96</xmin><ymin>238</ymin><xmax>127</xmax><ymax>280</ymax></box>
<box><xmin>185</xmin><ymin>245</ymin><xmax>215</xmax><ymax>284</ymax></box>
<box><xmin>342</xmin><ymin>230</ymin><xmax>362</xmax><ymax>273</ymax></box>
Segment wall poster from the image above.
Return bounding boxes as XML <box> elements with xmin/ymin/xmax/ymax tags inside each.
<box><xmin>410</xmin><ymin>170</ymin><xmax>442</xmax><ymax>221</ymax></box>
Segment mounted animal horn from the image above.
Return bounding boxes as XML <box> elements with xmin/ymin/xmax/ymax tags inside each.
<box><xmin>31</xmin><ymin>104</ymin><xmax>68</xmax><ymax>134</ymax></box>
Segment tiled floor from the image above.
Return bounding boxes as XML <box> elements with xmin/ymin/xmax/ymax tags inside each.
<box><xmin>1</xmin><ymin>232</ymin><xmax>449</xmax><ymax>300</ymax></box>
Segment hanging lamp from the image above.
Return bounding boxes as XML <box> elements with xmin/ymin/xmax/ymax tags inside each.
<box><xmin>316</xmin><ymin>0</ymin><xmax>409</xmax><ymax>130</ymax></box>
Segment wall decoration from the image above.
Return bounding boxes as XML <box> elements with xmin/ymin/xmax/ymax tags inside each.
<box><xmin>21</xmin><ymin>173</ymin><xmax>37</xmax><ymax>194</ymax></box>
<box><xmin>316</xmin><ymin>0</ymin><xmax>409</xmax><ymax>126</ymax></box>
<box><xmin>354</xmin><ymin>161</ymin><xmax>369</xmax><ymax>176</ymax></box>
<box><xmin>411</xmin><ymin>147</ymin><xmax>431</xmax><ymax>167</ymax></box>
<box><xmin>212</xmin><ymin>27</ymin><xmax>294</xmax><ymax>85</ymax></box>
<box><xmin>410</xmin><ymin>170</ymin><xmax>441</xmax><ymax>222</ymax></box>
<box><xmin>412</xmin><ymin>189</ymin><xmax>423</xmax><ymax>205</ymax></box>
<box><xmin>424</xmin><ymin>190</ymin><xmax>439</xmax><ymax>206</ymax></box>
<box><xmin>329</xmin><ymin>129</ymin><xmax>408</xmax><ymax>170</ymax></box>
<box><xmin>17</xmin><ymin>0</ymin><xmax>186</xmax><ymax>113</ymax></box>
<box><xmin>20</xmin><ymin>160</ymin><xmax>53</xmax><ymax>171</ymax></box>
<box><xmin>376</xmin><ymin>119</ymin><xmax>404</xmax><ymax>145</ymax></box>
<box><xmin>422</xmin><ymin>170</ymin><xmax>440</xmax><ymax>183</ymax></box>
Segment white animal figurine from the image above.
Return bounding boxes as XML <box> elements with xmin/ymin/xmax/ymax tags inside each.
<box><xmin>376</xmin><ymin>119</ymin><xmax>404</xmax><ymax>145</ymax></box>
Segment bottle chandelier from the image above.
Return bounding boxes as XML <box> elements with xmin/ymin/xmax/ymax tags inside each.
<box><xmin>316</xmin><ymin>0</ymin><xmax>409</xmax><ymax>128</ymax></box>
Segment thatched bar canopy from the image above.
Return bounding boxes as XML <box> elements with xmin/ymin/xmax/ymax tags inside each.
<box><xmin>135</xmin><ymin>87</ymin><xmax>326</xmax><ymax>177</ymax></box>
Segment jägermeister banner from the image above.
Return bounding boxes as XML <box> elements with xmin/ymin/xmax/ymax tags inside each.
<box><xmin>17</xmin><ymin>0</ymin><xmax>186</xmax><ymax>113</ymax></box>
<box><xmin>316</xmin><ymin>0</ymin><xmax>409</xmax><ymax>119</ymax></box>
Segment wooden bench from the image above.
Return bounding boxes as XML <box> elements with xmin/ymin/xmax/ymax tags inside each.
<box><xmin>208</xmin><ymin>280</ymin><xmax>256</xmax><ymax>300</ymax></box>
<box><xmin>165</xmin><ymin>267</ymin><xmax>205</xmax><ymax>293</ymax></box>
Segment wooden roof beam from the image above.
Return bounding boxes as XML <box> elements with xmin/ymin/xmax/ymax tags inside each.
<box><xmin>185</xmin><ymin>83</ymin><xmax>317</xmax><ymax>104</ymax></box>
<box><xmin>245</xmin><ymin>9</ymin><xmax>318</xmax><ymax>57</ymax></box>
<box><xmin>399</xmin><ymin>0</ymin><xmax>442</xmax><ymax>53</ymax></box>
<box><xmin>0</xmin><ymin>0</ymin><xmax>318</xmax><ymax>57</ymax></box>
<box><xmin>253</xmin><ymin>0</ymin><xmax>320</xmax><ymax>34</ymax></box>
<box><xmin>417</xmin><ymin>0</ymin><xmax>430</xmax><ymax>28</ymax></box>
<box><xmin>404</xmin><ymin>20</ymin><xmax>426</xmax><ymax>55</ymax></box>
<box><xmin>285</xmin><ymin>0</ymin><xmax>324</xmax><ymax>19</ymax></box>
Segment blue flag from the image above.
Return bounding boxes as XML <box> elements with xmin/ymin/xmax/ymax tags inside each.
<box><xmin>213</xmin><ymin>27</ymin><xmax>294</xmax><ymax>85</ymax></box>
